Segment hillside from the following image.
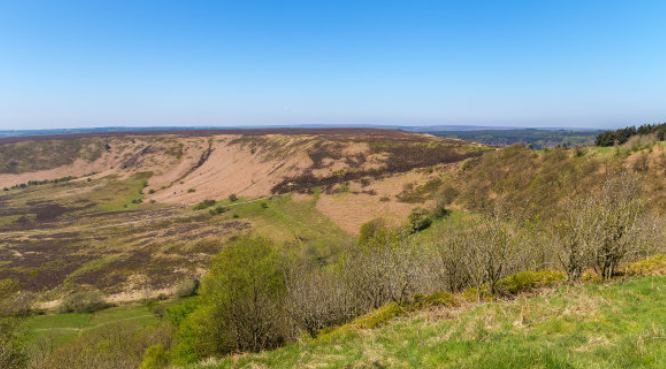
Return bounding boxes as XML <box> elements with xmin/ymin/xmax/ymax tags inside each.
<box><xmin>0</xmin><ymin>129</ymin><xmax>484</xmax><ymax>303</ymax></box>
<box><xmin>188</xmin><ymin>275</ymin><xmax>666</xmax><ymax>369</ymax></box>
<box><xmin>3</xmin><ymin>128</ymin><xmax>666</xmax><ymax>369</ymax></box>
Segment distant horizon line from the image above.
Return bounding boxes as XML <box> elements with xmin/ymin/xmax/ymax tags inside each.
<box><xmin>0</xmin><ymin>123</ymin><xmax>609</xmax><ymax>135</ymax></box>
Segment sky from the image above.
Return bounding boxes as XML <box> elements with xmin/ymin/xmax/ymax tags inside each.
<box><xmin>0</xmin><ymin>0</ymin><xmax>665</xmax><ymax>130</ymax></box>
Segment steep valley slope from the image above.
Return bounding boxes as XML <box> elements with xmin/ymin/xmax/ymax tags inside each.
<box><xmin>0</xmin><ymin>129</ymin><xmax>484</xmax><ymax>304</ymax></box>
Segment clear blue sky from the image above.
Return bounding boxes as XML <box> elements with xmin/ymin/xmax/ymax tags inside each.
<box><xmin>1</xmin><ymin>0</ymin><xmax>664</xmax><ymax>130</ymax></box>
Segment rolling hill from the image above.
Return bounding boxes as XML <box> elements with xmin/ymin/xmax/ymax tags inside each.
<box><xmin>0</xmin><ymin>129</ymin><xmax>484</xmax><ymax>304</ymax></box>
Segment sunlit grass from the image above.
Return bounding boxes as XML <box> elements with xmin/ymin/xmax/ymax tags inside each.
<box><xmin>214</xmin><ymin>194</ymin><xmax>353</xmax><ymax>262</ymax></box>
<box><xmin>23</xmin><ymin>304</ymin><xmax>159</xmax><ymax>348</ymax></box>
<box><xmin>191</xmin><ymin>276</ymin><xmax>666</xmax><ymax>369</ymax></box>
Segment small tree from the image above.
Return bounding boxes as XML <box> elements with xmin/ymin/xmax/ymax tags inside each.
<box><xmin>408</xmin><ymin>207</ymin><xmax>432</xmax><ymax>233</ymax></box>
<box><xmin>173</xmin><ymin>237</ymin><xmax>288</xmax><ymax>362</ymax></box>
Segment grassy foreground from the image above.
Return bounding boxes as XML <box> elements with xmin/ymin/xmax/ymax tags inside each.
<box><xmin>23</xmin><ymin>304</ymin><xmax>159</xmax><ymax>348</ymax></box>
<box><xmin>190</xmin><ymin>276</ymin><xmax>666</xmax><ymax>369</ymax></box>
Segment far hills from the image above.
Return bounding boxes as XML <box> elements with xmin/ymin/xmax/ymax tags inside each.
<box><xmin>0</xmin><ymin>129</ymin><xmax>483</xmax><ymax>304</ymax></box>
<box><xmin>0</xmin><ymin>125</ymin><xmax>601</xmax><ymax>149</ymax></box>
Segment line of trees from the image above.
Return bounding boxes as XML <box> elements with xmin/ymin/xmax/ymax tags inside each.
<box><xmin>596</xmin><ymin>122</ymin><xmax>666</xmax><ymax>147</ymax></box>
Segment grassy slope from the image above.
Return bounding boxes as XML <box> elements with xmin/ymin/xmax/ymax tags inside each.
<box><xmin>23</xmin><ymin>304</ymin><xmax>159</xmax><ymax>348</ymax></box>
<box><xmin>209</xmin><ymin>194</ymin><xmax>354</xmax><ymax>263</ymax></box>
<box><xmin>192</xmin><ymin>276</ymin><xmax>666</xmax><ymax>369</ymax></box>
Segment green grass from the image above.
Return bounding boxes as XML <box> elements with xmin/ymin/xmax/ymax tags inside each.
<box><xmin>81</xmin><ymin>171</ymin><xmax>153</xmax><ymax>212</ymax></box>
<box><xmin>214</xmin><ymin>194</ymin><xmax>353</xmax><ymax>263</ymax></box>
<box><xmin>190</xmin><ymin>276</ymin><xmax>666</xmax><ymax>369</ymax></box>
<box><xmin>23</xmin><ymin>304</ymin><xmax>159</xmax><ymax>348</ymax></box>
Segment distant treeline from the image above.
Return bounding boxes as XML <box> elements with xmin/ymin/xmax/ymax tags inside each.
<box><xmin>429</xmin><ymin>129</ymin><xmax>599</xmax><ymax>149</ymax></box>
<box><xmin>595</xmin><ymin>122</ymin><xmax>666</xmax><ymax>147</ymax></box>
<box><xmin>2</xmin><ymin>174</ymin><xmax>96</xmax><ymax>192</ymax></box>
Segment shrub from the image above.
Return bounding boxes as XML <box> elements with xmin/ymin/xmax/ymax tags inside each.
<box><xmin>208</xmin><ymin>206</ymin><xmax>225</xmax><ymax>216</ymax></box>
<box><xmin>430</xmin><ymin>203</ymin><xmax>449</xmax><ymax>219</ymax></box>
<box><xmin>139</xmin><ymin>344</ymin><xmax>169</xmax><ymax>369</ymax></box>
<box><xmin>228</xmin><ymin>194</ymin><xmax>238</xmax><ymax>202</ymax></box>
<box><xmin>349</xmin><ymin>302</ymin><xmax>404</xmax><ymax>329</ymax></box>
<box><xmin>174</xmin><ymin>279</ymin><xmax>200</xmax><ymax>298</ymax></box>
<box><xmin>408</xmin><ymin>207</ymin><xmax>432</xmax><ymax>233</ymax></box>
<box><xmin>261</xmin><ymin>201</ymin><xmax>269</xmax><ymax>209</ymax></box>
<box><xmin>379</xmin><ymin>196</ymin><xmax>390</xmax><ymax>202</ymax></box>
<box><xmin>462</xmin><ymin>286</ymin><xmax>492</xmax><ymax>301</ymax></box>
<box><xmin>148</xmin><ymin>189</ymin><xmax>155</xmax><ymax>194</ymax></box>
<box><xmin>193</xmin><ymin>199</ymin><xmax>216</xmax><ymax>210</ymax></box>
<box><xmin>151</xmin><ymin>305</ymin><xmax>166</xmax><ymax>319</ymax></box>
<box><xmin>410</xmin><ymin>292</ymin><xmax>455</xmax><ymax>309</ymax></box>
<box><xmin>187</xmin><ymin>188</ymin><xmax>196</xmax><ymax>193</ymax></box>
<box><xmin>620</xmin><ymin>255</ymin><xmax>666</xmax><ymax>276</ymax></box>
<box><xmin>497</xmin><ymin>271</ymin><xmax>565</xmax><ymax>295</ymax></box>
<box><xmin>322</xmin><ymin>291</ymin><xmax>455</xmax><ymax>337</ymax></box>
<box><xmin>57</xmin><ymin>291</ymin><xmax>110</xmax><ymax>314</ymax></box>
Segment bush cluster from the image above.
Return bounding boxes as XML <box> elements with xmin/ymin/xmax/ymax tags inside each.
<box><xmin>57</xmin><ymin>291</ymin><xmax>111</xmax><ymax>314</ymax></box>
<box><xmin>192</xmin><ymin>199</ymin><xmax>216</xmax><ymax>210</ymax></box>
<box><xmin>174</xmin><ymin>279</ymin><xmax>199</xmax><ymax>298</ymax></box>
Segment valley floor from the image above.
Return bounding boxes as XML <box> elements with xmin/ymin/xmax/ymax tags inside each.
<box><xmin>190</xmin><ymin>276</ymin><xmax>666</xmax><ymax>369</ymax></box>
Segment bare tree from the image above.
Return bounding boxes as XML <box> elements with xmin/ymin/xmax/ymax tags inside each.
<box><xmin>555</xmin><ymin>171</ymin><xmax>652</xmax><ymax>281</ymax></box>
<box><xmin>429</xmin><ymin>222</ymin><xmax>470</xmax><ymax>293</ymax></box>
<box><xmin>284</xmin><ymin>264</ymin><xmax>360</xmax><ymax>338</ymax></box>
<box><xmin>461</xmin><ymin>202</ymin><xmax>524</xmax><ymax>296</ymax></box>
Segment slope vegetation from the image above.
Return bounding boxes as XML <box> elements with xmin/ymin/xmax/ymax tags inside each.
<box><xmin>191</xmin><ymin>276</ymin><xmax>666</xmax><ymax>369</ymax></box>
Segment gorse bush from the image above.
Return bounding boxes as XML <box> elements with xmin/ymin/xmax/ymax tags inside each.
<box><xmin>139</xmin><ymin>344</ymin><xmax>169</xmax><ymax>369</ymax></box>
<box><xmin>174</xmin><ymin>279</ymin><xmax>199</xmax><ymax>298</ymax></box>
<box><xmin>619</xmin><ymin>254</ymin><xmax>666</xmax><ymax>277</ymax></box>
<box><xmin>57</xmin><ymin>291</ymin><xmax>110</xmax><ymax>314</ymax></box>
<box><xmin>497</xmin><ymin>270</ymin><xmax>565</xmax><ymax>295</ymax></box>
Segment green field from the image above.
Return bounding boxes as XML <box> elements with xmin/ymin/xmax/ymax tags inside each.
<box><xmin>209</xmin><ymin>193</ymin><xmax>354</xmax><ymax>263</ymax></box>
<box><xmin>23</xmin><ymin>304</ymin><xmax>159</xmax><ymax>348</ymax></box>
<box><xmin>190</xmin><ymin>276</ymin><xmax>666</xmax><ymax>369</ymax></box>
